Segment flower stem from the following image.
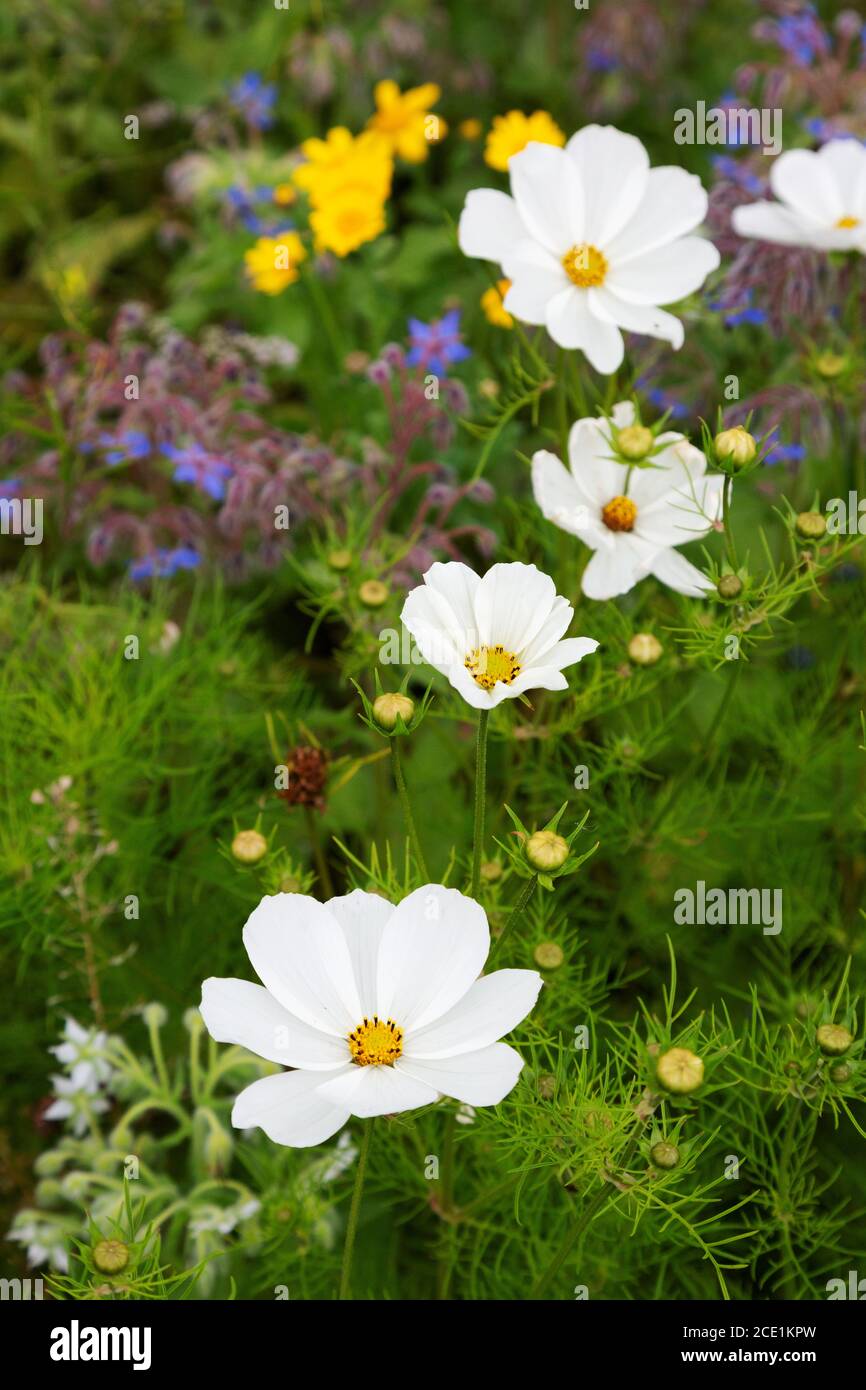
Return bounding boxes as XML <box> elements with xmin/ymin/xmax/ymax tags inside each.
<box><xmin>304</xmin><ymin>805</ymin><xmax>334</xmax><ymax>899</ymax></box>
<box><xmin>723</xmin><ymin>474</ymin><xmax>738</xmax><ymax>568</ymax></box>
<box><xmin>390</xmin><ymin>740</ymin><xmax>430</xmax><ymax>880</ymax></box>
<box><xmin>470</xmin><ymin>709</ymin><xmax>489</xmax><ymax>899</ymax></box>
<box><xmin>339</xmin><ymin>1118</ymin><xmax>373</xmax><ymax>1300</ymax></box>
<box><xmin>490</xmin><ymin>874</ymin><xmax>538</xmax><ymax>961</ymax></box>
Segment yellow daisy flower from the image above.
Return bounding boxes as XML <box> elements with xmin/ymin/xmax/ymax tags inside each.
<box><xmin>366</xmin><ymin>80</ymin><xmax>445</xmax><ymax>163</ymax></box>
<box><xmin>294</xmin><ymin>127</ymin><xmax>393</xmax><ymax>204</ymax></box>
<box><xmin>310</xmin><ymin>193</ymin><xmax>387</xmax><ymax>258</ymax></box>
<box><xmin>481</xmin><ymin>278</ymin><xmax>514</xmax><ymax>328</ymax></box>
<box><xmin>244</xmin><ymin>231</ymin><xmax>306</xmax><ymax>295</ymax></box>
<box><xmin>484</xmin><ymin>110</ymin><xmax>565</xmax><ymax>172</ymax></box>
<box><xmin>459</xmin><ymin>118</ymin><xmax>483</xmax><ymax>140</ymax></box>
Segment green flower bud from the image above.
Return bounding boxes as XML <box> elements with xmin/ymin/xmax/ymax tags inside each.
<box><xmin>533</xmin><ymin>941</ymin><xmax>565</xmax><ymax>970</ymax></box>
<box><xmin>358</xmin><ymin>579</ymin><xmax>389</xmax><ymax>608</ymax></box>
<box><xmin>141</xmin><ymin>1002</ymin><xmax>167</xmax><ymax>1029</ymax></box>
<box><xmin>617</xmin><ymin>424</ymin><xmax>654</xmax><ymax>460</ymax></box>
<box><xmin>204</xmin><ymin>1121</ymin><xmax>234</xmax><ymax>1176</ymax></box>
<box><xmin>816</xmin><ymin>1023</ymin><xmax>854</xmax><ymax>1056</ymax></box>
<box><xmin>34</xmin><ymin>1149</ymin><xmax>69</xmax><ymax>1176</ymax></box>
<box><xmin>183</xmin><ymin>1006</ymin><xmax>205</xmax><ymax>1035</ymax></box>
<box><xmin>35</xmin><ymin>1179</ymin><xmax>63</xmax><ymax>1206</ymax></box>
<box><xmin>231</xmin><ymin>829</ymin><xmax>268</xmax><ymax>864</ymax></box>
<box><xmin>715</xmin><ymin>426</ymin><xmax>757</xmax><ymax>468</ymax></box>
<box><xmin>795</xmin><ymin>511</ymin><xmax>827</xmax><ymax>540</ymax></box>
<box><xmin>92</xmin><ymin>1239</ymin><xmax>129</xmax><ymax>1274</ymax></box>
<box><xmin>656</xmin><ymin>1047</ymin><xmax>704</xmax><ymax>1094</ymax></box>
<box><xmin>830</xmin><ymin>1063</ymin><xmax>853</xmax><ymax>1084</ymax></box>
<box><xmin>628</xmin><ymin>632</ymin><xmax>663</xmax><ymax>666</ymax></box>
<box><xmin>480</xmin><ymin>860</ymin><xmax>502</xmax><ymax>883</ymax></box>
<box><xmin>372</xmin><ymin>692</ymin><xmax>414</xmax><ymax>730</ymax></box>
<box><xmin>717</xmin><ymin>574</ymin><xmax>743</xmax><ymax>600</ymax></box>
<box><xmin>327</xmin><ymin>549</ymin><xmax>352</xmax><ymax>571</ymax></box>
<box><xmin>526</xmin><ymin>830</ymin><xmax>569</xmax><ymax>871</ymax></box>
<box><xmin>650</xmin><ymin>1140</ymin><xmax>680</xmax><ymax>1169</ymax></box>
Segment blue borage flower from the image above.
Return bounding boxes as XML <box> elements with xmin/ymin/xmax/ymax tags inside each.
<box><xmin>225</xmin><ymin>184</ymin><xmax>289</xmax><ymax>236</ymax></box>
<box><xmin>128</xmin><ymin>546</ymin><xmax>201</xmax><ymax>581</ymax></box>
<box><xmin>228</xmin><ymin>72</ymin><xmax>277</xmax><ymax>131</ymax></box>
<box><xmin>161</xmin><ymin>442</ymin><xmax>233</xmax><ymax>501</ymax></box>
<box><xmin>406</xmin><ymin>310</ymin><xmax>472</xmax><ymax>377</ymax></box>
<box><xmin>89</xmin><ymin>429</ymin><xmax>151</xmax><ymax>466</ymax></box>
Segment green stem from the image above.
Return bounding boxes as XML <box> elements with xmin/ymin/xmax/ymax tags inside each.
<box><xmin>490</xmin><ymin>874</ymin><xmax>538</xmax><ymax>960</ymax></box>
<box><xmin>305</xmin><ymin>806</ymin><xmax>335</xmax><ymax>899</ymax></box>
<box><xmin>530</xmin><ymin>1128</ymin><xmax>643</xmax><ymax>1300</ymax></box>
<box><xmin>339</xmin><ymin>1119</ymin><xmax>373</xmax><ymax>1300</ymax></box>
<box><xmin>723</xmin><ymin>474</ymin><xmax>738</xmax><ymax>569</ymax></box>
<box><xmin>390</xmin><ymin>740</ymin><xmax>430</xmax><ymax>880</ymax></box>
<box><xmin>302</xmin><ymin>264</ymin><xmax>344</xmax><ymax>369</ymax></box>
<box><xmin>470</xmin><ymin>710</ymin><xmax>489</xmax><ymax>899</ymax></box>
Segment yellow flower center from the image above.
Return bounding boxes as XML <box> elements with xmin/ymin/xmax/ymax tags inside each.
<box><xmin>562</xmin><ymin>243</ymin><xmax>608</xmax><ymax>288</ymax></box>
<box><xmin>464</xmin><ymin>644</ymin><xmax>522</xmax><ymax>691</ymax></box>
<box><xmin>602</xmin><ymin>495</ymin><xmax>637</xmax><ymax>532</ymax></box>
<box><xmin>836</xmin><ymin>215</ymin><xmax>861</xmax><ymax>229</ymax></box>
<box><xmin>348</xmin><ymin>1017</ymin><xmax>403</xmax><ymax>1066</ymax></box>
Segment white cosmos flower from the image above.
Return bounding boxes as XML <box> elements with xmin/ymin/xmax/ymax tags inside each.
<box><xmin>200</xmin><ymin>886</ymin><xmax>542</xmax><ymax>1148</ymax></box>
<box><xmin>458</xmin><ymin>124</ymin><xmax>720</xmax><ymax>373</ymax></box>
<box><xmin>732</xmin><ymin>139</ymin><xmax>866</xmax><ymax>254</ymax></box>
<box><xmin>532</xmin><ymin>402</ymin><xmax>724</xmax><ymax>601</ymax></box>
<box><xmin>400</xmin><ymin>560</ymin><xmax>599</xmax><ymax>711</ymax></box>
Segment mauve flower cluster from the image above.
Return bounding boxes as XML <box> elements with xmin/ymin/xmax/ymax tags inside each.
<box><xmin>0</xmin><ymin>303</ymin><xmax>351</xmax><ymax>582</ymax></box>
<box><xmin>358</xmin><ymin>336</ymin><xmax>497</xmax><ymax>587</ymax></box>
<box><xmin>570</xmin><ymin>0</ymin><xmax>704</xmax><ymax>119</ymax></box>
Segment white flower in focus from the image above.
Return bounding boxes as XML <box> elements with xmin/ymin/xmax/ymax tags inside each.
<box><xmin>731</xmin><ymin>140</ymin><xmax>866</xmax><ymax>254</ymax></box>
<box><xmin>50</xmin><ymin>1016</ymin><xmax>113</xmax><ymax>1092</ymax></box>
<box><xmin>44</xmin><ymin>1074</ymin><xmax>110</xmax><ymax>1136</ymax></box>
<box><xmin>400</xmin><ymin>561</ymin><xmax>599</xmax><ymax>711</ymax></box>
<box><xmin>532</xmin><ymin>402</ymin><xmax>724</xmax><ymax>601</ymax></box>
<box><xmin>200</xmin><ymin>886</ymin><xmax>543</xmax><ymax>1148</ymax></box>
<box><xmin>458</xmin><ymin>124</ymin><xmax>720</xmax><ymax>372</ymax></box>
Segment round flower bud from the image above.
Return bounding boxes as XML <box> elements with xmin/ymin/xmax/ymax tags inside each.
<box><xmin>830</xmin><ymin>1063</ymin><xmax>853</xmax><ymax>1084</ymax></box>
<box><xmin>279</xmin><ymin>874</ymin><xmax>301</xmax><ymax>894</ymax></box>
<box><xmin>34</xmin><ymin>1149</ymin><xmax>69</xmax><ymax>1176</ymax></box>
<box><xmin>650</xmin><ymin>1140</ymin><xmax>680</xmax><ymax>1169</ymax></box>
<box><xmin>372</xmin><ymin>692</ymin><xmax>414</xmax><ymax>730</ymax></box>
<box><xmin>795</xmin><ymin>511</ymin><xmax>826</xmax><ymax>540</ymax></box>
<box><xmin>328</xmin><ymin>550</ymin><xmax>352</xmax><ymax>572</ymax></box>
<box><xmin>526</xmin><ymin>830</ymin><xmax>569</xmax><ymax>872</ymax></box>
<box><xmin>358</xmin><ymin>579</ymin><xmax>389</xmax><ymax>608</ymax></box>
<box><xmin>717</xmin><ymin>574</ymin><xmax>743</xmax><ymax>600</ymax></box>
<box><xmin>231</xmin><ymin>829</ymin><xmax>268</xmax><ymax>864</ymax></box>
<box><xmin>628</xmin><ymin>632</ymin><xmax>663</xmax><ymax>666</ymax></box>
<box><xmin>814</xmin><ymin>350</ymin><xmax>847</xmax><ymax>378</ymax></box>
<box><xmin>534</xmin><ymin>941</ymin><xmax>565</xmax><ymax>971</ymax></box>
<box><xmin>204</xmin><ymin>1122</ymin><xmax>234</xmax><ymax>1175</ymax></box>
<box><xmin>617</xmin><ymin>424</ymin><xmax>654</xmax><ymax>460</ymax></box>
<box><xmin>715</xmin><ymin>426</ymin><xmax>757</xmax><ymax>468</ymax></box>
<box><xmin>656</xmin><ymin>1046</ymin><xmax>704</xmax><ymax>1094</ymax></box>
<box><xmin>93</xmin><ymin>1239</ymin><xmax>129</xmax><ymax>1274</ymax></box>
<box><xmin>141</xmin><ymin>1002</ymin><xmax>167</xmax><ymax>1029</ymax></box>
<box><xmin>816</xmin><ymin>1023</ymin><xmax>854</xmax><ymax>1056</ymax></box>
<box><xmin>35</xmin><ymin>1178</ymin><xmax>63</xmax><ymax>1206</ymax></box>
<box><xmin>480</xmin><ymin>860</ymin><xmax>502</xmax><ymax>883</ymax></box>
<box><xmin>183</xmin><ymin>1006</ymin><xmax>204</xmax><ymax>1035</ymax></box>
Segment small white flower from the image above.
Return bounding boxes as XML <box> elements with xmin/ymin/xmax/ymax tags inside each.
<box><xmin>732</xmin><ymin>139</ymin><xmax>866</xmax><ymax>254</ymax></box>
<box><xmin>400</xmin><ymin>560</ymin><xmax>598</xmax><ymax>711</ymax></box>
<box><xmin>200</xmin><ymin>886</ymin><xmax>543</xmax><ymax>1148</ymax></box>
<box><xmin>458</xmin><ymin>124</ymin><xmax>719</xmax><ymax>373</ymax></box>
<box><xmin>44</xmin><ymin>1074</ymin><xmax>110</xmax><ymax>1136</ymax></box>
<box><xmin>50</xmin><ymin>1016</ymin><xmax>113</xmax><ymax>1092</ymax></box>
<box><xmin>8</xmin><ymin>1217</ymin><xmax>70</xmax><ymax>1272</ymax></box>
<box><xmin>532</xmin><ymin>402</ymin><xmax>724</xmax><ymax>601</ymax></box>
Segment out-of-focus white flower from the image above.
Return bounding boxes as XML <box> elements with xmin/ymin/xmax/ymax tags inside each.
<box><xmin>44</xmin><ymin>1075</ymin><xmax>110</xmax><ymax>1137</ymax></box>
<box><xmin>8</xmin><ymin>1215</ymin><xmax>71</xmax><ymax>1272</ymax></box>
<box><xmin>49</xmin><ymin>1016</ymin><xmax>114</xmax><ymax>1092</ymax></box>
<box><xmin>732</xmin><ymin>140</ymin><xmax>866</xmax><ymax>254</ymax></box>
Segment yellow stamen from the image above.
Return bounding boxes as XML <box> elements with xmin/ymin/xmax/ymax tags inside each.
<box><xmin>836</xmin><ymin>216</ymin><xmax>861</xmax><ymax>229</ymax></box>
<box><xmin>602</xmin><ymin>495</ymin><xmax>637</xmax><ymax>532</ymax></box>
<box><xmin>348</xmin><ymin>1017</ymin><xmax>403</xmax><ymax>1067</ymax></box>
<box><xmin>562</xmin><ymin>243</ymin><xmax>608</xmax><ymax>288</ymax></box>
<box><xmin>464</xmin><ymin>644</ymin><xmax>522</xmax><ymax>692</ymax></box>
